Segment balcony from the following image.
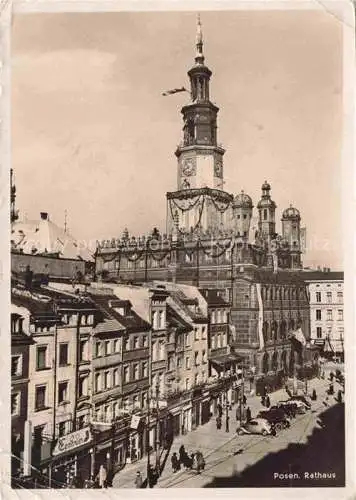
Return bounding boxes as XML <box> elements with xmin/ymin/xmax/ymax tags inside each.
<box><xmin>123</xmin><ymin>348</ymin><xmax>149</xmax><ymax>363</ymax></box>
<box><xmin>208</xmin><ymin>346</ymin><xmax>228</xmax><ymax>358</ymax></box>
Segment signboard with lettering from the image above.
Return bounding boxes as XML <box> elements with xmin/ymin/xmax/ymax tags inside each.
<box><xmin>52</xmin><ymin>427</ymin><xmax>92</xmax><ymax>457</ymax></box>
<box><xmin>130</xmin><ymin>415</ymin><xmax>141</xmax><ymax>430</ymax></box>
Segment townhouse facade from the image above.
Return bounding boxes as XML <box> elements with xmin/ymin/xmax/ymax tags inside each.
<box><xmin>11</xmin><ymin>305</ymin><xmax>34</xmax><ymax>476</ymax></box>
<box><xmin>303</xmin><ymin>270</ymin><xmax>344</xmax><ymax>361</ymax></box>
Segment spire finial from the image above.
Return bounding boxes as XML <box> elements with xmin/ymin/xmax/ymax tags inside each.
<box><xmin>195</xmin><ymin>13</ymin><xmax>204</xmax><ymax>64</ymax></box>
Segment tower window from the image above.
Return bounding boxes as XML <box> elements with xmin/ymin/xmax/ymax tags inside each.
<box><xmin>263</xmin><ymin>209</ymin><xmax>267</xmax><ymax>220</ymax></box>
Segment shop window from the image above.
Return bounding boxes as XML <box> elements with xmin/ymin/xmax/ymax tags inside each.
<box><xmin>59</xmin><ymin>343</ymin><xmax>69</xmax><ymax>366</ymax></box>
<box><xmin>36</xmin><ymin>345</ymin><xmax>48</xmax><ymax>370</ymax></box>
<box><xmin>35</xmin><ymin>385</ymin><xmax>46</xmax><ymax>411</ymax></box>
<box><xmin>58</xmin><ymin>381</ymin><xmax>69</xmax><ymax>404</ymax></box>
<box><xmin>11</xmin><ymin>392</ymin><xmax>20</xmax><ymax>416</ymax></box>
<box><xmin>11</xmin><ymin>355</ymin><xmax>22</xmax><ymax>377</ymax></box>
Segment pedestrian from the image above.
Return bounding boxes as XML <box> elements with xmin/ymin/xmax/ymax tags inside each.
<box><xmin>330</xmin><ymin>372</ymin><xmax>334</xmax><ymax>382</ymax></box>
<box><xmin>246</xmin><ymin>406</ymin><xmax>251</xmax><ymax>422</ymax></box>
<box><xmin>261</xmin><ymin>395</ymin><xmax>265</xmax><ymax>406</ymax></box>
<box><xmin>134</xmin><ymin>471</ymin><xmax>143</xmax><ymax>489</ymax></box>
<box><xmin>179</xmin><ymin>445</ymin><xmax>185</xmax><ymax>465</ymax></box>
<box><xmin>337</xmin><ymin>389</ymin><xmax>342</xmax><ymax>403</ymax></box>
<box><xmin>217</xmin><ymin>403</ymin><xmax>222</xmax><ymax>418</ymax></box>
<box><xmin>243</xmin><ymin>394</ymin><xmax>247</xmax><ymax>405</ymax></box>
<box><xmin>96</xmin><ymin>465</ymin><xmax>107</xmax><ymax>489</ymax></box>
<box><xmin>225</xmin><ymin>415</ymin><xmax>230</xmax><ymax>433</ymax></box>
<box><xmin>312</xmin><ymin>388</ymin><xmax>317</xmax><ymax>401</ymax></box>
<box><xmin>329</xmin><ymin>383</ymin><xmax>334</xmax><ymax>395</ymax></box>
<box><xmin>171</xmin><ymin>452</ymin><xmax>179</xmax><ymax>473</ymax></box>
<box><xmin>216</xmin><ymin>415</ymin><xmax>221</xmax><ymax>430</ymax></box>
<box><xmin>266</xmin><ymin>395</ymin><xmax>271</xmax><ymax>408</ymax></box>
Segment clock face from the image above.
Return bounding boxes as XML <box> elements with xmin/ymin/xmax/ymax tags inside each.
<box><xmin>182</xmin><ymin>159</ymin><xmax>195</xmax><ymax>176</ymax></box>
<box><xmin>215</xmin><ymin>161</ymin><xmax>223</xmax><ymax>177</ymax></box>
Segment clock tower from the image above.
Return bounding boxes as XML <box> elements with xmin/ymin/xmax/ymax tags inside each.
<box><xmin>167</xmin><ymin>16</ymin><xmax>233</xmax><ymax>235</ymax></box>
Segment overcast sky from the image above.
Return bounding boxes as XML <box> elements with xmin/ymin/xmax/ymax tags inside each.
<box><xmin>12</xmin><ymin>9</ymin><xmax>343</xmax><ymax>269</ymax></box>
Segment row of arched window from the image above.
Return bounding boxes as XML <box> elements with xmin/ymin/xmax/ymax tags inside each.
<box><xmin>262</xmin><ymin>318</ymin><xmax>301</xmax><ymax>343</ymax></box>
<box><xmin>261</xmin><ymin>285</ymin><xmax>305</xmax><ymax>302</ymax></box>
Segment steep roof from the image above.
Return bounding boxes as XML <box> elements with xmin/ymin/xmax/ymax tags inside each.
<box><xmin>89</xmin><ymin>292</ymin><xmax>150</xmax><ymax>332</ymax></box>
<box><xmin>11</xmin><ymin>215</ymin><xmax>94</xmax><ymax>262</ymax></box>
<box><xmin>199</xmin><ymin>288</ymin><xmax>229</xmax><ymax>306</ymax></box>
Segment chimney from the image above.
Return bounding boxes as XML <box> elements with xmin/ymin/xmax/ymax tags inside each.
<box><xmin>40</xmin><ymin>212</ymin><xmax>48</xmax><ymax>220</ymax></box>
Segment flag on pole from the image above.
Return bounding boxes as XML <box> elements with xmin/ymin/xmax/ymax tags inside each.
<box><xmin>290</xmin><ymin>327</ymin><xmax>307</xmax><ymax>348</ymax></box>
<box><xmin>162</xmin><ymin>86</ymin><xmax>187</xmax><ymax>96</ymax></box>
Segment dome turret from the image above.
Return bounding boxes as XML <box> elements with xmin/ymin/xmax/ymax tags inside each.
<box><xmin>282</xmin><ymin>205</ymin><xmax>300</xmax><ymax>220</ymax></box>
<box><xmin>233</xmin><ymin>190</ymin><xmax>253</xmax><ymax>209</ymax></box>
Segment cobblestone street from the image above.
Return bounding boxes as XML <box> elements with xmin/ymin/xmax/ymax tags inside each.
<box><xmin>112</xmin><ymin>371</ymin><xmax>341</xmax><ymax>488</ymax></box>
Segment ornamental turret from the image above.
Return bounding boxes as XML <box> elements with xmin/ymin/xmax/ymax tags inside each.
<box><xmin>257</xmin><ymin>181</ymin><xmax>276</xmax><ymax>242</ymax></box>
<box><xmin>282</xmin><ymin>205</ymin><xmax>302</xmax><ymax>268</ymax></box>
<box><xmin>232</xmin><ymin>190</ymin><xmax>253</xmax><ymax>239</ymax></box>
<box><xmin>175</xmin><ymin>15</ymin><xmax>225</xmax><ymax>192</ymax></box>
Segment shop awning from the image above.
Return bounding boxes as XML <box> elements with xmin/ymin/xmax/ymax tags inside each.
<box><xmin>324</xmin><ymin>338</ymin><xmax>344</xmax><ymax>353</ymax></box>
<box><xmin>210</xmin><ymin>353</ymin><xmax>244</xmax><ymax>368</ymax></box>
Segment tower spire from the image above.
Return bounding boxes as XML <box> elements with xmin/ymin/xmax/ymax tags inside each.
<box><xmin>195</xmin><ymin>13</ymin><xmax>204</xmax><ymax>64</ymax></box>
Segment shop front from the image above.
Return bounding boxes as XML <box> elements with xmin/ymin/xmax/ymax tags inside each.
<box><xmin>126</xmin><ymin>414</ymin><xmax>146</xmax><ymax>463</ymax></box>
<box><xmin>50</xmin><ymin>426</ymin><xmax>93</xmax><ymax>487</ymax></box>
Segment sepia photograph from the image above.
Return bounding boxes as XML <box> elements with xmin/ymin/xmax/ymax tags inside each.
<box><xmin>6</xmin><ymin>2</ymin><xmax>355</xmax><ymax>493</ymax></box>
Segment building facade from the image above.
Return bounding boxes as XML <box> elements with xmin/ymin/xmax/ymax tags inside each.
<box><xmin>11</xmin><ymin>306</ymin><xmax>34</xmax><ymax>476</ymax></box>
<box><xmin>304</xmin><ymin>270</ymin><xmax>344</xmax><ymax>360</ymax></box>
